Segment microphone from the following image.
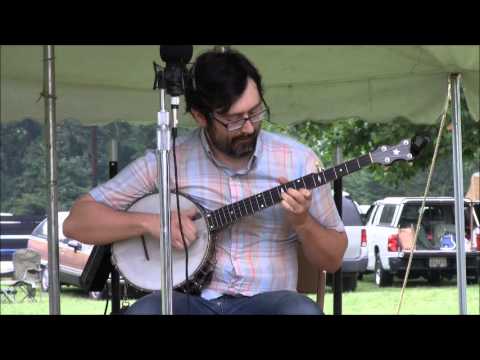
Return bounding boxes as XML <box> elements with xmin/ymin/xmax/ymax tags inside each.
<box><xmin>160</xmin><ymin>45</ymin><xmax>193</xmax><ymax>65</ymax></box>
<box><xmin>159</xmin><ymin>45</ymin><xmax>193</xmax><ymax>96</ymax></box>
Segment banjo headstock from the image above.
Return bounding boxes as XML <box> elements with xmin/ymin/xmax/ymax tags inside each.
<box><xmin>370</xmin><ymin>136</ymin><xmax>429</xmax><ymax>166</ymax></box>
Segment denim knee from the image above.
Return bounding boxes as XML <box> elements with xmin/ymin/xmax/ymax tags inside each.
<box><xmin>273</xmin><ymin>291</ymin><xmax>324</xmax><ymax>315</ymax></box>
<box><xmin>122</xmin><ymin>292</ymin><xmax>162</xmax><ymax>315</ymax></box>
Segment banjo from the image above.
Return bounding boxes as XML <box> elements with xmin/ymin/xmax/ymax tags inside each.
<box><xmin>111</xmin><ymin>137</ymin><xmax>425</xmax><ymax>294</ymax></box>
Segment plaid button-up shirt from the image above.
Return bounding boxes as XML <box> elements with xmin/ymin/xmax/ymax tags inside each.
<box><xmin>90</xmin><ymin>128</ymin><xmax>344</xmax><ymax>299</ymax></box>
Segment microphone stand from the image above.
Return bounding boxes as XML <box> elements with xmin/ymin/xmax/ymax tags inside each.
<box><xmin>154</xmin><ymin>65</ymin><xmax>174</xmax><ymax>315</ymax></box>
<box><xmin>109</xmin><ymin>139</ymin><xmax>121</xmax><ymax>314</ymax></box>
<box><xmin>154</xmin><ymin>45</ymin><xmax>193</xmax><ymax>315</ymax></box>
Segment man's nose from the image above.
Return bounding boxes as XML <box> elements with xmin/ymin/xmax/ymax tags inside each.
<box><xmin>241</xmin><ymin>119</ymin><xmax>255</xmax><ymax>135</ymax></box>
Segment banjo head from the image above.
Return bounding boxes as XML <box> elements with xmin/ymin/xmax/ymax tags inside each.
<box><xmin>111</xmin><ymin>193</ymin><xmax>211</xmax><ymax>292</ymax></box>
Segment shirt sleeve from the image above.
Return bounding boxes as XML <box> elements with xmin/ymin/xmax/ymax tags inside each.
<box><xmin>89</xmin><ymin>150</ymin><xmax>158</xmax><ymax>211</ymax></box>
<box><xmin>305</xmin><ymin>151</ymin><xmax>345</xmax><ymax>233</ymax></box>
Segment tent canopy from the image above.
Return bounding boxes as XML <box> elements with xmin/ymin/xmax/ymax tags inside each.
<box><xmin>1</xmin><ymin>45</ymin><xmax>479</xmax><ymax>126</ymax></box>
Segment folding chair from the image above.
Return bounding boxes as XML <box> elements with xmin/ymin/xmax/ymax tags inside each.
<box><xmin>1</xmin><ymin>249</ymin><xmax>42</xmax><ymax>303</ymax></box>
<box><xmin>0</xmin><ymin>261</ymin><xmax>15</xmax><ymax>303</ymax></box>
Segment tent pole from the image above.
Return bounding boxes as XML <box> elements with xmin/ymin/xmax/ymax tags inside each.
<box><xmin>109</xmin><ymin>139</ymin><xmax>121</xmax><ymax>314</ymax></box>
<box><xmin>333</xmin><ymin>144</ymin><xmax>343</xmax><ymax>315</ymax></box>
<box><xmin>157</xmin><ymin>87</ymin><xmax>173</xmax><ymax>315</ymax></box>
<box><xmin>44</xmin><ymin>45</ymin><xmax>61</xmax><ymax>314</ymax></box>
<box><xmin>449</xmin><ymin>73</ymin><xmax>468</xmax><ymax>315</ymax></box>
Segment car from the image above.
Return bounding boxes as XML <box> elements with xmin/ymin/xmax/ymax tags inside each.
<box><xmin>26</xmin><ymin>212</ymin><xmax>146</xmax><ymax>300</ymax></box>
<box><xmin>341</xmin><ymin>195</ymin><xmax>368</xmax><ymax>291</ymax></box>
<box><xmin>363</xmin><ymin>197</ymin><xmax>480</xmax><ymax>286</ymax></box>
<box><xmin>325</xmin><ymin>194</ymin><xmax>368</xmax><ymax>292</ymax></box>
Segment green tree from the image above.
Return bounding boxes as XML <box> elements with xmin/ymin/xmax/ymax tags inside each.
<box><xmin>1</xmin><ymin>118</ymin><xmax>44</xmax><ymax>214</ymax></box>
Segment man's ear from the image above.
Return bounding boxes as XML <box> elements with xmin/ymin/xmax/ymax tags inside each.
<box><xmin>191</xmin><ymin>109</ymin><xmax>208</xmax><ymax>128</ymax></box>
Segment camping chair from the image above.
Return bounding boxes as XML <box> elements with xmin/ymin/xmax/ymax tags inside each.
<box><xmin>1</xmin><ymin>249</ymin><xmax>42</xmax><ymax>303</ymax></box>
<box><xmin>297</xmin><ymin>243</ymin><xmax>326</xmax><ymax>312</ymax></box>
<box><xmin>0</xmin><ymin>261</ymin><xmax>16</xmax><ymax>303</ymax></box>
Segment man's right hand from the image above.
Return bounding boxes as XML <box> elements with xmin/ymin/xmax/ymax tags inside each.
<box><xmin>143</xmin><ymin>208</ymin><xmax>199</xmax><ymax>250</ymax></box>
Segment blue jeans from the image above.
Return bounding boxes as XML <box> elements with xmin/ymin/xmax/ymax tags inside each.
<box><xmin>122</xmin><ymin>290</ymin><xmax>323</xmax><ymax>315</ymax></box>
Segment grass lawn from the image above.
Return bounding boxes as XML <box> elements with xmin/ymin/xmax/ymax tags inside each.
<box><xmin>0</xmin><ymin>285</ymin><xmax>130</xmax><ymax>315</ymax></box>
<box><xmin>1</xmin><ymin>274</ymin><xmax>479</xmax><ymax>315</ymax></box>
<box><xmin>319</xmin><ymin>273</ymin><xmax>480</xmax><ymax>315</ymax></box>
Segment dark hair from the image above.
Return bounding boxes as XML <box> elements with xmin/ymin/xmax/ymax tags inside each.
<box><xmin>185</xmin><ymin>48</ymin><xmax>264</xmax><ymax>120</ymax></box>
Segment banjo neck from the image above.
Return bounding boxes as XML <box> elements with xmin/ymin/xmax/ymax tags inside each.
<box><xmin>205</xmin><ymin>153</ymin><xmax>372</xmax><ymax>233</ymax></box>
<box><xmin>204</xmin><ymin>135</ymin><xmax>423</xmax><ymax>233</ymax></box>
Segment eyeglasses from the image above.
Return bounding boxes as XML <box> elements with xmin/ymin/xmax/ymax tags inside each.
<box><xmin>210</xmin><ymin>106</ymin><xmax>270</xmax><ymax>132</ymax></box>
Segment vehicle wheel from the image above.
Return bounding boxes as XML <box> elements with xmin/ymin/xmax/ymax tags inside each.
<box><xmin>41</xmin><ymin>268</ymin><xmax>49</xmax><ymax>292</ymax></box>
<box><xmin>375</xmin><ymin>255</ymin><xmax>393</xmax><ymax>287</ymax></box>
<box><xmin>426</xmin><ymin>272</ymin><xmax>441</xmax><ymax>284</ymax></box>
<box><xmin>342</xmin><ymin>273</ymin><xmax>358</xmax><ymax>292</ymax></box>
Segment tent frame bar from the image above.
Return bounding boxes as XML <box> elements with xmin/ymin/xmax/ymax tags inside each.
<box><xmin>450</xmin><ymin>73</ymin><xmax>468</xmax><ymax>314</ymax></box>
<box><xmin>44</xmin><ymin>45</ymin><xmax>61</xmax><ymax>314</ymax></box>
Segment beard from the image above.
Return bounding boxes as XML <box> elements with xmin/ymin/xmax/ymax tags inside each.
<box><xmin>206</xmin><ymin>124</ymin><xmax>260</xmax><ymax>159</ymax></box>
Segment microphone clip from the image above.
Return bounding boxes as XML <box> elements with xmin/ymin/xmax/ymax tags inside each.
<box><xmin>152</xmin><ymin>61</ymin><xmax>166</xmax><ymax>91</ymax></box>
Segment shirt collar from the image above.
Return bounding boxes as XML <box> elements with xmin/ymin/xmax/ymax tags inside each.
<box><xmin>199</xmin><ymin>128</ymin><xmax>263</xmax><ymax>175</ymax></box>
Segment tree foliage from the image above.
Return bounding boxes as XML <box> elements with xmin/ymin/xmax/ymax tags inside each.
<box><xmin>1</xmin><ymin>93</ymin><xmax>478</xmax><ymax>215</ymax></box>
<box><xmin>0</xmin><ymin>119</ymin><xmax>156</xmax><ymax>215</ymax></box>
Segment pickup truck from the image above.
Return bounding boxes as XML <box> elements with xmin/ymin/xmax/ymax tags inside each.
<box><xmin>364</xmin><ymin>197</ymin><xmax>480</xmax><ymax>286</ymax></box>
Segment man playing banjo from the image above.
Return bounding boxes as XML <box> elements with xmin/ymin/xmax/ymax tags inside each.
<box><xmin>64</xmin><ymin>48</ymin><xmax>348</xmax><ymax>315</ymax></box>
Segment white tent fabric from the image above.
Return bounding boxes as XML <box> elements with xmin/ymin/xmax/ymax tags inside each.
<box><xmin>1</xmin><ymin>45</ymin><xmax>478</xmax><ymax>126</ymax></box>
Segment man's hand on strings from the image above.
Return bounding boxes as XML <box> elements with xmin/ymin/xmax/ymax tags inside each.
<box><xmin>143</xmin><ymin>208</ymin><xmax>199</xmax><ymax>250</ymax></box>
<box><xmin>278</xmin><ymin>176</ymin><xmax>313</xmax><ymax>229</ymax></box>
<box><xmin>171</xmin><ymin>208</ymin><xmax>199</xmax><ymax>250</ymax></box>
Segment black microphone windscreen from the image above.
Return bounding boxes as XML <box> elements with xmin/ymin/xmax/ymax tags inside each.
<box><xmin>160</xmin><ymin>45</ymin><xmax>193</xmax><ymax>64</ymax></box>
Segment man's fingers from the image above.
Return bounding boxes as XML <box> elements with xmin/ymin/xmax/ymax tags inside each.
<box><xmin>172</xmin><ymin>236</ymin><xmax>184</xmax><ymax>250</ymax></box>
<box><xmin>173</xmin><ymin>231</ymin><xmax>192</xmax><ymax>250</ymax></box>
<box><xmin>301</xmin><ymin>188</ymin><xmax>312</xmax><ymax>200</ymax></box>
<box><xmin>281</xmin><ymin>193</ymin><xmax>301</xmax><ymax>213</ymax></box>
<box><xmin>278</xmin><ymin>177</ymin><xmax>311</xmax><ymax>201</ymax></box>
<box><xmin>180</xmin><ymin>216</ymin><xmax>197</xmax><ymax>241</ymax></box>
<box><xmin>281</xmin><ymin>200</ymin><xmax>295</xmax><ymax>213</ymax></box>
<box><xmin>286</xmin><ymin>188</ymin><xmax>303</xmax><ymax>202</ymax></box>
<box><xmin>170</xmin><ymin>215</ymin><xmax>198</xmax><ymax>250</ymax></box>
<box><xmin>284</xmin><ymin>188</ymin><xmax>311</xmax><ymax>204</ymax></box>
<box><xmin>183</xmin><ymin>207</ymin><xmax>199</xmax><ymax>219</ymax></box>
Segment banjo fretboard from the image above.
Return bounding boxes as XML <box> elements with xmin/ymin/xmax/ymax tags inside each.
<box><xmin>205</xmin><ymin>153</ymin><xmax>372</xmax><ymax>233</ymax></box>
